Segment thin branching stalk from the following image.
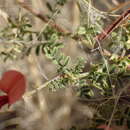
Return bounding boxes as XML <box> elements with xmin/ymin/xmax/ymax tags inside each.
<box><xmin>95</xmin><ymin>8</ymin><xmax>130</xmax><ymax>42</ymax></box>
<box><xmin>17</xmin><ymin>0</ymin><xmax>69</xmax><ymax>34</ymax></box>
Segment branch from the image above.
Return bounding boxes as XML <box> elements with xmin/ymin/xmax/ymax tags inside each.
<box><xmin>17</xmin><ymin>0</ymin><xmax>69</xmax><ymax>34</ymax></box>
<box><xmin>17</xmin><ymin>0</ymin><xmax>130</xmax><ymax>49</ymax></box>
<box><xmin>95</xmin><ymin>9</ymin><xmax>130</xmax><ymax>42</ymax></box>
<box><xmin>23</xmin><ymin>75</ymin><xmax>60</xmax><ymax>98</ymax></box>
<box><xmin>23</xmin><ymin>72</ymin><xmax>89</xmax><ymax>98</ymax></box>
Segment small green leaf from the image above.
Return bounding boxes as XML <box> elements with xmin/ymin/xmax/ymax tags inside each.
<box><xmin>46</xmin><ymin>2</ymin><xmax>53</xmax><ymax>12</ymax></box>
<box><xmin>77</xmin><ymin>27</ymin><xmax>86</xmax><ymax>35</ymax></box>
<box><xmin>63</xmin><ymin>56</ymin><xmax>70</xmax><ymax>66</ymax></box>
<box><xmin>35</xmin><ymin>45</ymin><xmax>41</xmax><ymax>56</ymax></box>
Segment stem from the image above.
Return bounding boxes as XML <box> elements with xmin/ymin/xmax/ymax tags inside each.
<box><xmin>23</xmin><ymin>75</ymin><xmax>60</xmax><ymax>98</ymax></box>
<box><xmin>17</xmin><ymin>0</ymin><xmax>69</xmax><ymax>34</ymax></box>
<box><xmin>95</xmin><ymin>9</ymin><xmax>130</xmax><ymax>42</ymax></box>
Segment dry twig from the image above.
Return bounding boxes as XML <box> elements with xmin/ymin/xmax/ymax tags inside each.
<box><xmin>95</xmin><ymin>8</ymin><xmax>130</xmax><ymax>42</ymax></box>
<box><xmin>17</xmin><ymin>0</ymin><xmax>69</xmax><ymax>34</ymax></box>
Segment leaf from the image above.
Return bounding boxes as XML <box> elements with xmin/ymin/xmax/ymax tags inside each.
<box><xmin>0</xmin><ymin>70</ymin><xmax>26</xmax><ymax>105</ymax></box>
<box><xmin>77</xmin><ymin>26</ymin><xmax>86</xmax><ymax>35</ymax></box>
<box><xmin>46</xmin><ymin>2</ymin><xmax>53</xmax><ymax>12</ymax></box>
<box><xmin>35</xmin><ymin>45</ymin><xmax>41</xmax><ymax>56</ymax></box>
<box><xmin>63</xmin><ymin>56</ymin><xmax>70</xmax><ymax>66</ymax></box>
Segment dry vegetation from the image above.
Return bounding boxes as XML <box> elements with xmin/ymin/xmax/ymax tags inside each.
<box><xmin>0</xmin><ymin>0</ymin><xmax>130</xmax><ymax>130</ymax></box>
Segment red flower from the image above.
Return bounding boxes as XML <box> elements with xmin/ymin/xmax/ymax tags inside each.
<box><xmin>0</xmin><ymin>70</ymin><xmax>26</xmax><ymax>108</ymax></box>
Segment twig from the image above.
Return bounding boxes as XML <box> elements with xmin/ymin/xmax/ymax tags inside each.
<box><xmin>95</xmin><ymin>9</ymin><xmax>130</xmax><ymax>42</ymax></box>
<box><xmin>17</xmin><ymin>0</ymin><xmax>69</xmax><ymax>34</ymax></box>
<box><xmin>23</xmin><ymin>75</ymin><xmax>60</xmax><ymax>98</ymax></box>
<box><xmin>17</xmin><ymin>0</ymin><xmax>128</xmax><ymax>49</ymax></box>
<box><xmin>106</xmin><ymin>82</ymin><xmax>130</xmax><ymax>130</ymax></box>
<box><xmin>23</xmin><ymin>72</ymin><xmax>89</xmax><ymax>98</ymax></box>
<box><xmin>109</xmin><ymin>1</ymin><xmax>130</xmax><ymax>13</ymax></box>
<box><xmin>17</xmin><ymin>0</ymin><xmax>130</xmax><ymax>48</ymax></box>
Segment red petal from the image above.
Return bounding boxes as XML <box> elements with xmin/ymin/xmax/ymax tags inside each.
<box><xmin>0</xmin><ymin>96</ymin><xmax>8</xmax><ymax>108</ymax></box>
<box><xmin>0</xmin><ymin>70</ymin><xmax>26</xmax><ymax>105</ymax></box>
